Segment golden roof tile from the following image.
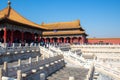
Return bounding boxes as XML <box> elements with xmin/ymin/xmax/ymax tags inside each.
<box><xmin>0</xmin><ymin>6</ymin><xmax>45</xmax><ymax>29</ymax></box>
<box><xmin>41</xmin><ymin>20</ymin><xmax>84</xmax><ymax>30</ymax></box>
<box><xmin>43</xmin><ymin>30</ymin><xmax>85</xmax><ymax>36</ymax></box>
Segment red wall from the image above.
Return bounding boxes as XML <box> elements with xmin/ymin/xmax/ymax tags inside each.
<box><xmin>88</xmin><ymin>38</ymin><xmax>120</xmax><ymax>44</ymax></box>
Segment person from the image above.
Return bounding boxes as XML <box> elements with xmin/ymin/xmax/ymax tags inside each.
<box><xmin>8</xmin><ymin>41</ymin><xmax>11</xmax><ymax>47</ymax></box>
<box><xmin>0</xmin><ymin>38</ymin><xmax>2</xmax><ymax>42</ymax></box>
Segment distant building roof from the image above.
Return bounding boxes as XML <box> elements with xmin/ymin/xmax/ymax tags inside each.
<box><xmin>42</xmin><ymin>20</ymin><xmax>87</xmax><ymax>36</ymax></box>
<box><xmin>41</xmin><ymin>20</ymin><xmax>84</xmax><ymax>30</ymax></box>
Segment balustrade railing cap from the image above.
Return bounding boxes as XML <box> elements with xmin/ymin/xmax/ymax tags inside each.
<box><xmin>69</xmin><ymin>76</ymin><xmax>75</xmax><ymax>80</ymax></box>
<box><xmin>32</xmin><ymin>50</ymin><xmax>35</xmax><ymax>52</ymax></box>
<box><xmin>22</xmin><ymin>73</ymin><xmax>27</xmax><ymax>77</ymax></box>
<box><xmin>45</xmin><ymin>64</ymin><xmax>49</xmax><ymax>67</ymax></box>
<box><xmin>27</xmin><ymin>50</ymin><xmax>30</xmax><ymax>52</ymax></box>
<box><xmin>58</xmin><ymin>60</ymin><xmax>61</xmax><ymax>62</ymax></box>
<box><xmin>55</xmin><ymin>61</ymin><xmax>58</xmax><ymax>63</ymax></box>
<box><xmin>14</xmin><ymin>51</ymin><xmax>18</xmax><ymax>54</ymax></box>
<box><xmin>21</xmin><ymin>51</ymin><xmax>24</xmax><ymax>53</ymax></box>
<box><xmin>36</xmin><ymin>49</ymin><xmax>39</xmax><ymax>51</ymax></box>
<box><xmin>32</xmin><ymin>69</ymin><xmax>36</xmax><ymax>73</ymax></box>
<box><xmin>39</xmin><ymin>67</ymin><xmax>44</xmax><ymax>70</ymax></box>
<box><xmin>7</xmin><ymin>52</ymin><xmax>10</xmax><ymax>55</ymax></box>
<box><xmin>50</xmin><ymin>62</ymin><xmax>54</xmax><ymax>65</ymax></box>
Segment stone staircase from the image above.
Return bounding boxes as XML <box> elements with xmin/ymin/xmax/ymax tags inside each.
<box><xmin>40</xmin><ymin>45</ymin><xmax>90</xmax><ymax>80</ymax></box>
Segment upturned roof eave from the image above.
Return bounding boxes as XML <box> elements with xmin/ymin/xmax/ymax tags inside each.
<box><xmin>0</xmin><ymin>6</ymin><xmax>46</xmax><ymax>30</ymax></box>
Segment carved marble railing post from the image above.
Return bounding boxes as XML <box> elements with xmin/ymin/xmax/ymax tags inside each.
<box><xmin>18</xmin><ymin>59</ymin><xmax>21</xmax><ymax>66</ymax></box>
<box><xmin>29</xmin><ymin>57</ymin><xmax>32</xmax><ymax>64</ymax></box>
<box><xmin>40</xmin><ymin>73</ymin><xmax>45</xmax><ymax>80</ymax></box>
<box><xmin>0</xmin><ymin>68</ymin><xmax>2</xmax><ymax>80</ymax></box>
<box><xmin>32</xmin><ymin>69</ymin><xmax>36</xmax><ymax>73</ymax></box>
<box><xmin>22</xmin><ymin>73</ymin><xmax>27</xmax><ymax>80</ymax></box>
<box><xmin>69</xmin><ymin>76</ymin><xmax>75</xmax><ymax>80</ymax></box>
<box><xmin>39</xmin><ymin>66</ymin><xmax>44</xmax><ymax>73</ymax></box>
<box><xmin>45</xmin><ymin>64</ymin><xmax>50</xmax><ymax>76</ymax></box>
<box><xmin>3</xmin><ymin>62</ymin><xmax>8</xmax><ymax>76</ymax></box>
<box><xmin>19</xmin><ymin>43</ymin><xmax>21</xmax><ymax>47</ymax></box>
<box><xmin>25</xmin><ymin>43</ymin><xmax>28</xmax><ymax>47</ymax></box>
<box><xmin>36</xmin><ymin>56</ymin><xmax>39</xmax><ymax>62</ymax></box>
<box><xmin>12</xmin><ymin>43</ymin><xmax>15</xmax><ymax>48</ymax></box>
<box><xmin>54</xmin><ymin>61</ymin><xmax>58</xmax><ymax>70</ymax></box>
<box><xmin>17</xmin><ymin>70</ymin><xmax>22</xmax><ymax>80</ymax></box>
<box><xmin>39</xmin><ymin>66</ymin><xmax>44</xmax><ymax>70</ymax></box>
<box><xmin>34</xmin><ymin>43</ymin><xmax>36</xmax><ymax>47</ymax></box>
<box><xmin>50</xmin><ymin>62</ymin><xmax>54</xmax><ymax>73</ymax></box>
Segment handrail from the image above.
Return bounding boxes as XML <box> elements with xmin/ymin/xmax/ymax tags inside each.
<box><xmin>94</xmin><ymin>62</ymin><xmax>120</xmax><ymax>79</ymax></box>
<box><xmin>6</xmin><ymin>55</ymin><xmax>63</xmax><ymax>77</ymax></box>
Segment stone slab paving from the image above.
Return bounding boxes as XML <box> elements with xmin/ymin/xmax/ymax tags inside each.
<box><xmin>47</xmin><ymin>64</ymin><xmax>88</xmax><ymax>80</ymax></box>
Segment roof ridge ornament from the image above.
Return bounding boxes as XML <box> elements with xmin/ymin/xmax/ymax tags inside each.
<box><xmin>8</xmin><ymin>0</ymin><xmax>11</xmax><ymax>7</ymax></box>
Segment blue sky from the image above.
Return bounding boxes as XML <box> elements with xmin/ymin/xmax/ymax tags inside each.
<box><xmin>0</xmin><ymin>0</ymin><xmax>120</xmax><ymax>38</ymax></box>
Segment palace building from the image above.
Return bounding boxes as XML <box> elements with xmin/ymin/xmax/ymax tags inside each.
<box><xmin>0</xmin><ymin>1</ymin><xmax>87</xmax><ymax>47</ymax></box>
<box><xmin>41</xmin><ymin>20</ymin><xmax>87</xmax><ymax>44</ymax></box>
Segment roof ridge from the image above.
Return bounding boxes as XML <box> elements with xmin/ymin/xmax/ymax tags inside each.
<box><xmin>42</xmin><ymin>20</ymin><xmax>80</xmax><ymax>25</ymax></box>
<box><xmin>7</xmin><ymin>6</ymin><xmax>11</xmax><ymax>17</ymax></box>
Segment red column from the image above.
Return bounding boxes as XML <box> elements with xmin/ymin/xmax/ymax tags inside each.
<box><xmin>70</xmin><ymin>37</ymin><xmax>73</xmax><ymax>44</ymax></box>
<box><xmin>57</xmin><ymin>38</ymin><xmax>59</xmax><ymax>43</ymax></box>
<box><xmin>64</xmin><ymin>38</ymin><xmax>66</xmax><ymax>43</ymax></box>
<box><xmin>21</xmin><ymin>32</ymin><xmax>24</xmax><ymax>42</ymax></box>
<box><xmin>72</xmin><ymin>38</ymin><xmax>74</xmax><ymax>43</ymax></box>
<box><xmin>38</xmin><ymin>35</ymin><xmax>41</xmax><ymax>42</ymax></box>
<box><xmin>58</xmin><ymin>38</ymin><xmax>60</xmax><ymax>43</ymax></box>
<box><xmin>32</xmin><ymin>33</ymin><xmax>35</xmax><ymax>42</ymax></box>
<box><xmin>11</xmin><ymin>30</ymin><xmax>14</xmax><ymax>43</ymax></box>
<box><xmin>44</xmin><ymin>38</ymin><xmax>46</xmax><ymax>43</ymax></box>
<box><xmin>81</xmin><ymin>36</ymin><xmax>85</xmax><ymax>44</ymax></box>
<box><xmin>50</xmin><ymin>38</ymin><xmax>53</xmax><ymax>43</ymax></box>
<box><xmin>59</xmin><ymin>38</ymin><xmax>62</xmax><ymax>43</ymax></box>
<box><xmin>78</xmin><ymin>37</ymin><xmax>81</xmax><ymax>43</ymax></box>
<box><xmin>77</xmin><ymin>37</ymin><xmax>79</xmax><ymax>43</ymax></box>
<box><xmin>80</xmin><ymin>37</ymin><xmax>82</xmax><ymax>44</ymax></box>
<box><xmin>3</xmin><ymin>27</ymin><xmax>7</xmax><ymax>43</ymax></box>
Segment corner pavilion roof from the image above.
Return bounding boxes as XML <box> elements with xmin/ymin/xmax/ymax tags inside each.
<box><xmin>0</xmin><ymin>6</ymin><xmax>45</xmax><ymax>29</ymax></box>
<box><xmin>41</xmin><ymin>20</ymin><xmax>84</xmax><ymax>30</ymax></box>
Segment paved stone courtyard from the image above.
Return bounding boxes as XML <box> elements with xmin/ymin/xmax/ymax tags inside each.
<box><xmin>47</xmin><ymin>63</ymin><xmax>88</xmax><ymax>80</ymax></box>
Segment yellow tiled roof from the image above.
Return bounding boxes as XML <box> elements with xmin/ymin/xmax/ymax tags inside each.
<box><xmin>43</xmin><ymin>30</ymin><xmax>85</xmax><ymax>36</ymax></box>
<box><xmin>41</xmin><ymin>20</ymin><xmax>84</xmax><ymax>30</ymax></box>
<box><xmin>0</xmin><ymin>6</ymin><xmax>45</xmax><ymax>29</ymax></box>
<box><xmin>0</xmin><ymin>14</ymin><xmax>6</xmax><ymax>19</ymax></box>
